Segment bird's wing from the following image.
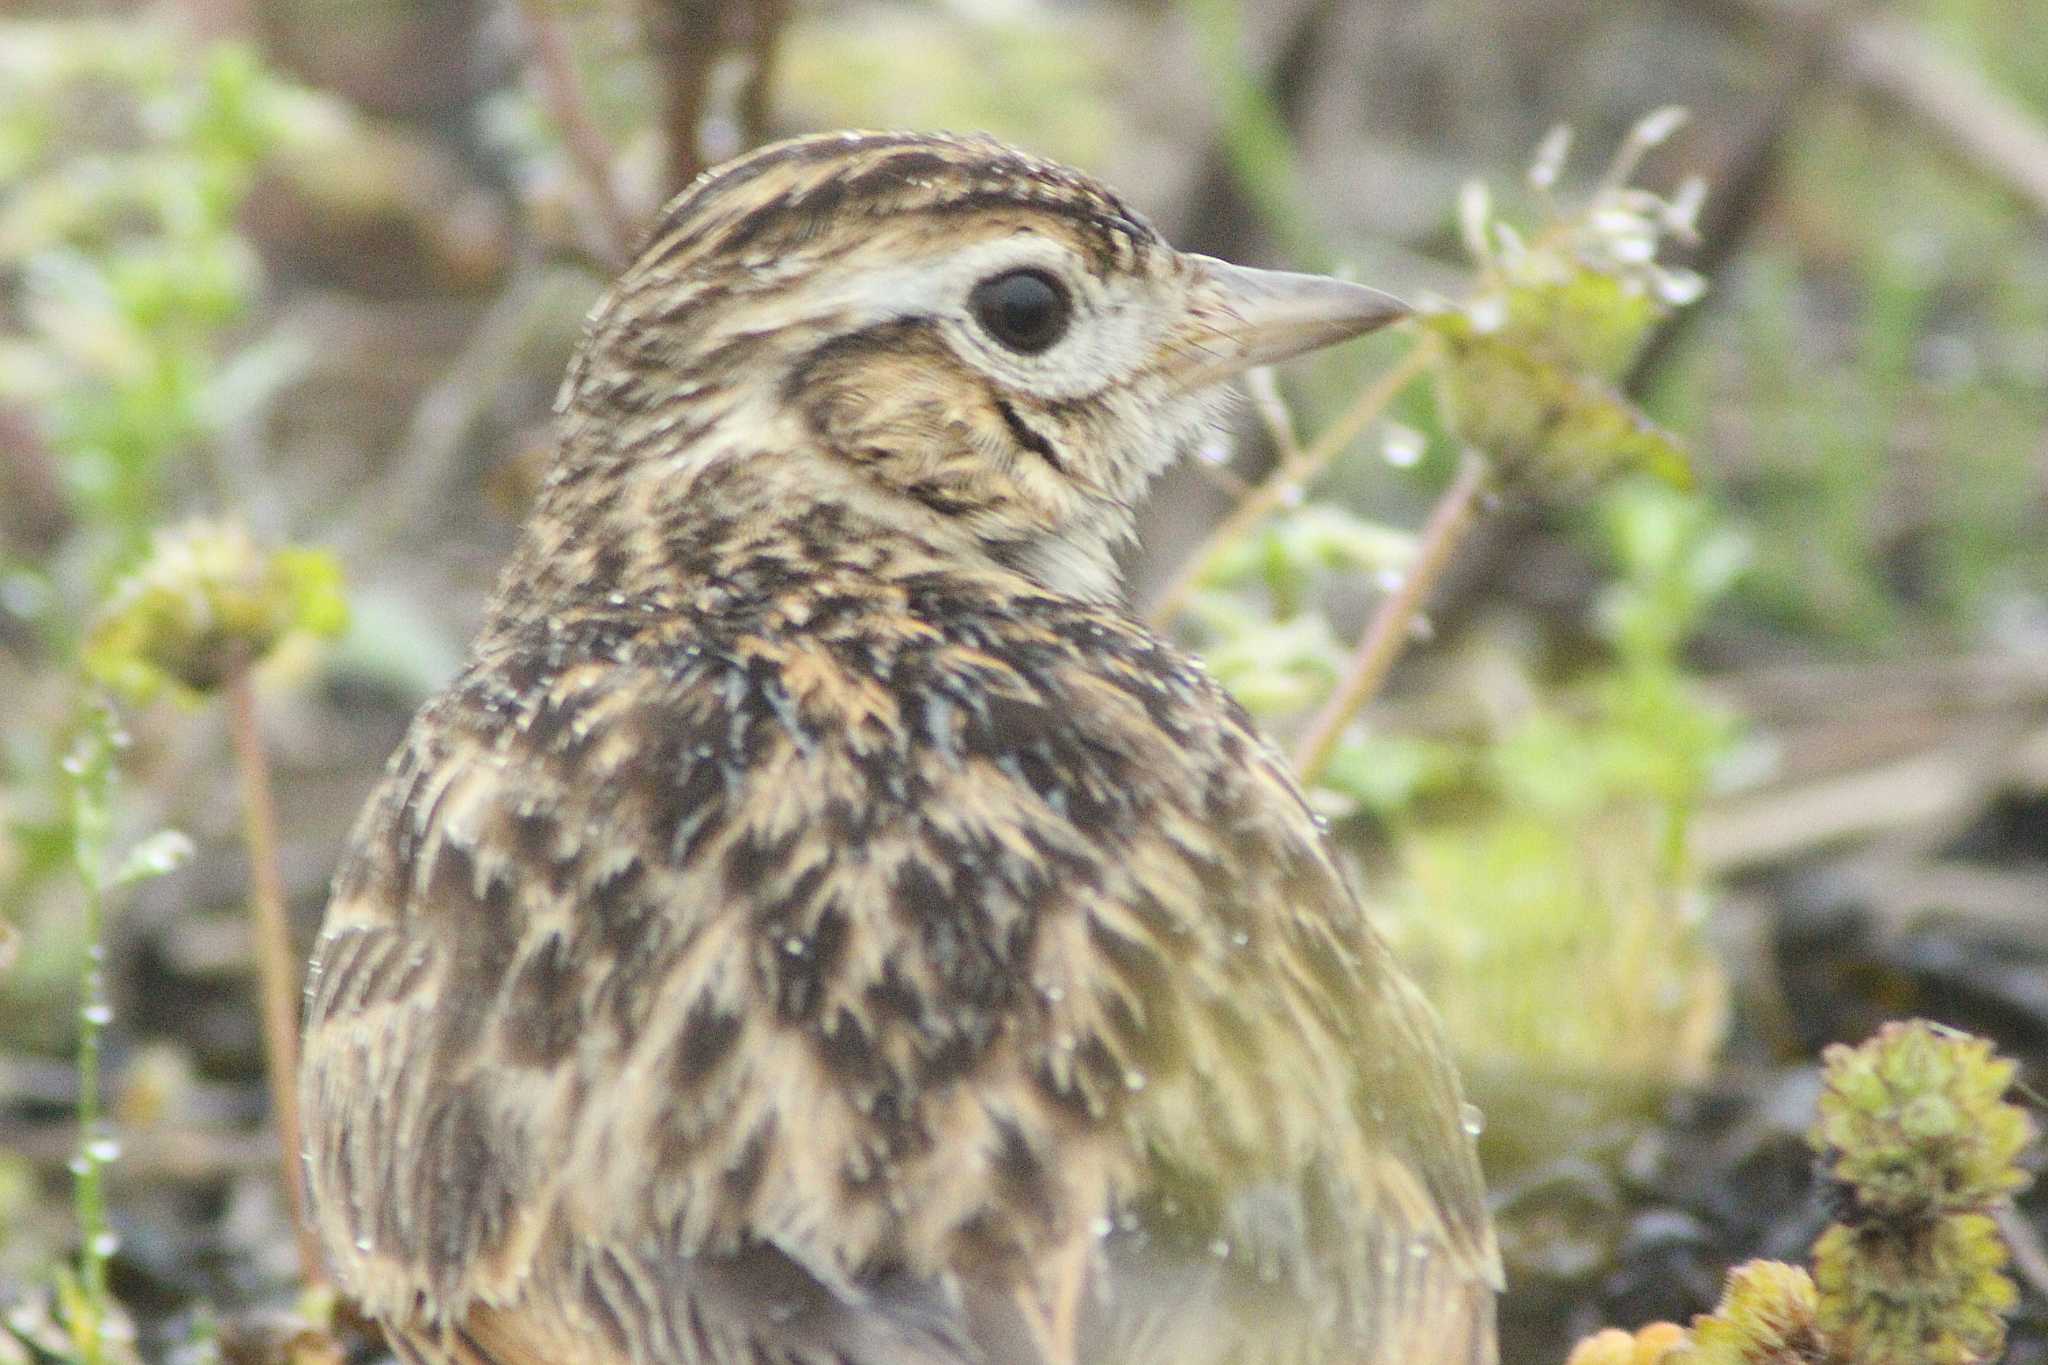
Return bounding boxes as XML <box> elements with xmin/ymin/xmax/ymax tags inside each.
<box><xmin>1068</xmin><ymin>710</ymin><xmax>1502</xmax><ymax>1365</ymax></box>
<box><xmin>374</xmin><ymin>1254</ymin><xmax>983</xmax><ymax>1365</ymax></box>
<box><xmin>301</xmin><ymin>617</ymin><xmax>1068</xmax><ymax>1365</ymax></box>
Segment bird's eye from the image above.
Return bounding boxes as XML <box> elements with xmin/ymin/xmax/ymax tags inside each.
<box><xmin>968</xmin><ymin>269</ymin><xmax>1071</xmax><ymax>355</ymax></box>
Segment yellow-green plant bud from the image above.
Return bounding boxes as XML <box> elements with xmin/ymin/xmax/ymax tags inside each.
<box><xmin>1423</xmin><ymin>110</ymin><xmax>1705</xmax><ymax>495</ymax></box>
<box><xmin>1813</xmin><ymin>1213</ymin><xmax>2016</xmax><ymax>1365</ymax></box>
<box><xmin>1566</xmin><ymin>1322</ymin><xmax>1690</xmax><ymax>1365</ymax></box>
<box><xmin>1680</xmin><ymin>1260</ymin><xmax>1823</xmax><ymax>1364</ymax></box>
<box><xmin>84</xmin><ymin>519</ymin><xmax>347</xmax><ymax>702</ymax></box>
<box><xmin>1810</xmin><ymin>1020</ymin><xmax>2035</xmax><ymax>1221</ymax></box>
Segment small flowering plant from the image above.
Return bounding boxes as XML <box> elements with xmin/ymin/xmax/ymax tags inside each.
<box><xmin>1163</xmin><ymin>108</ymin><xmax>1716</xmax><ymax>790</ymax></box>
<box><xmin>1421</xmin><ymin>107</ymin><xmax>1706</xmax><ymax>492</ymax></box>
<box><xmin>1145</xmin><ymin>115</ymin><xmax>1739</xmax><ymax>1105</ymax></box>
<box><xmin>1566</xmin><ymin>1020</ymin><xmax>2037</xmax><ymax>1365</ymax></box>
<box><xmin>84</xmin><ymin>519</ymin><xmax>347</xmax><ymax>703</ymax></box>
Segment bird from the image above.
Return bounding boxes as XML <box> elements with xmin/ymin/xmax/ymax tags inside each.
<box><xmin>297</xmin><ymin>130</ymin><xmax>1500</xmax><ymax>1365</ymax></box>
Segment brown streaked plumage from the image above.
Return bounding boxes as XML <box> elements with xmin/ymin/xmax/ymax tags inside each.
<box><xmin>299</xmin><ymin>130</ymin><xmax>1499</xmax><ymax>1365</ymax></box>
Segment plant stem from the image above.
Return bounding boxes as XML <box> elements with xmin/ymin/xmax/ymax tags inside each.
<box><xmin>520</xmin><ymin>0</ymin><xmax>637</xmax><ymax>268</ymax></box>
<box><xmin>1291</xmin><ymin>447</ymin><xmax>1492</xmax><ymax>782</ymax></box>
<box><xmin>225</xmin><ymin>660</ymin><xmax>322</xmax><ymax>1286</ymax></box>
<box><xmin>66</xmin><ymin>703</ymin><xmax>117</xmax><ymax>1365</ymax></box>
<box><xmin>1148</xmin><ymin>333</ymin><xmax>1440</xmax><ymax>629</ymax></box>
<box><xmin>1178</xmin><ymin>0</ymin><xmax>1326</xmax><ymax>268</ymax></box>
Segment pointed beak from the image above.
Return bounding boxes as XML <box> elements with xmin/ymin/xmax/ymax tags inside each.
<box><xmin>1164</xmin><ymin>255</ymin><xmax>1410</xmax><ymax>391</ymax></box>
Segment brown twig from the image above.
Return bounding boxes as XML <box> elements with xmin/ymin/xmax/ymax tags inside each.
<box><xmin>520</xmin><ymin>0</ymin><xmax>637</xmax><ymax>268</ymax></box>
<box><xmin>1290</xmin><ymin>447</ymin><xmax>1491</xmax><ymax>783</ymax></box>
<box><xmin>1843</xmin><ymin>13</ymin><xmax>2048</xmax><ymax>222</ymax></box>
<box><xmin>636</xmin><ymin>0</ymin><xmax>792</xmax><ymax>201</ymax></box>
<box><xmin>1700</xmin><ymin>0</ymin><xmax>2048</xmax><ymax>224</ymax></box>
<box><xmin>737</xmin><ymin>0</ymin><xmax>791</xmax><ymax>153</ymax></box>
<box><xmin>1146</xmin><ymin>333</ymin><xmax>1439</xmax><ymax>628</ymax></box>
<box><xmin>225</xmin><ymin>660</ymin><xmax>322</xmax><ymax>1286</ymax></box>
<box><xmin>639</xmin><ymin>0</ymin><xmax>721</xmax><ymax>198</ymax></box>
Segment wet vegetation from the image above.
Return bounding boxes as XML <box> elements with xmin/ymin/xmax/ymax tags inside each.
<box><xmin>3</xmin><ymin>1</ymin><xmax>2046</xmax><ymax>1361</ymax></box>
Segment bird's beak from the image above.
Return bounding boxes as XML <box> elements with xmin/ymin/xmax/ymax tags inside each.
<box><xmin>1163</xmin><ymin>255</ymin><xmax>1410</xmax><ymax>392</ymax></box>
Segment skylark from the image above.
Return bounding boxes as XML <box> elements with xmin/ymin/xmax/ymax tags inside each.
<box><xmin>299</xmin><ymin>130</ymin><xmax>1500</xmax><ymax>1365</ymax></box>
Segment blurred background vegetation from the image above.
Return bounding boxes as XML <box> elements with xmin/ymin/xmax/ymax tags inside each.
<box><xmin>0</xmin><ymin>0</ymin><xmax>2044</xmax><ymax>1361</ymax></box>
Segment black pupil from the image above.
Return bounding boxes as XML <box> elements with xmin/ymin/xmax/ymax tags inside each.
<box><xmin>970</xmin><ymin>270</ymin><xmax>1069</xmax><ymax>355</ymax></box>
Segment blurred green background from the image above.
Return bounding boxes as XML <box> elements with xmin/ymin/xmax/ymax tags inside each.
<box><xmin>1</xmin><ymin>1</ymin><xmax>2045</xmax><ymax>1361</ymax></box>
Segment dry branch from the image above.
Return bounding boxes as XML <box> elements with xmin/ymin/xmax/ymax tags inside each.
<box><xmin>1711</xmin><ymin>0</ymin><xmax>2048</xmax><ymax>223</ymax></box>
<box><xmin>520</xmin><ymin>0</ymin><xmax>637</xmax><ymax>267</ymax></box>
<box><xmin>1290</xmin><ymin>448</ymin><xmax>1490</xmax><ymax>782</ymax></box>
<box><xmin>640</xmin><ymin>0</ymin><xmax>792</xmax><ymax>200</ymax></box>
<box><xmin>226</xmin><ymin>662</ymin><xmax>323</xmax><ymax>1285</ymax></box>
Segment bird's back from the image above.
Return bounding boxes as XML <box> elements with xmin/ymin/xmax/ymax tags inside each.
<box><xmin>299</xmin><ymin>479</ymin><xmax>1497</xmax><ymax>1365</ymax></box>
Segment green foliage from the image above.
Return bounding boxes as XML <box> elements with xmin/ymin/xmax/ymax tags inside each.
<box><xmin>1200</xmin><ymin>504</ymin><xmax>1415</xmax><ymax>615</ymax></box>
<box><xmin>24</xmin><ymin>706</ymin><xmax>192</xmax><ymax>1365</ymax></box>
<box><xmin>1188</xmin><ymin>502</ymin><xmax>1417</xmax><ymax>715</ymax></box>
<box><xmin>1806</xmin><ymin>1022</ymin><xmax>2034</xmax><ymax>1365</ymax></box>
<box><xmin>1170</xmin><ymin>119</ymin><xmax>1739</xmax><ymax>1104</ymax></box>
<box><xmin>0</xmin><ymin>22</ymin><xmax>350</xmax><ymax>1355</ymax></box>
<box><xmin>1427</xmin><ymin>314</ymin><xmax>1693</xmax><ymax>492</ymax></box>
<box><xmin>1423</xmin><ymin>113</ymin><xmax>1704</xmax><ymax>492</ymax></box>
<box><xmin>1366</xmin><ymin>479</ymin><xmax>1744</xmax><ymax>1087</ymax></box>
<box><xmin>0</xmin><ymin>1285</ymin><xmax>138</xmax><ymax>1365</ymax></box>
<box><xmin>0</xmin><ymin>21</ymin><xmax>349</xmax><ymax>911</ymax></box>
<box><xmin>1812</xmin><ymin>1022</ymin><xmax>2035</xmax><ymax>1221</ymax></box>
<box><xmin>1391</xmin><ymin>804</ymin><xmax>1728</xmax><ymax>1088</ymax></box>
<box><xmin>1812</xmin><ymin>1214</ymin><xmax>2015</xmax><ymax>1365</ymax></box>
<box><xmin>0</xmin><ymin>25</ymin><xmax>342</xmax><ymax>571</ymax></box>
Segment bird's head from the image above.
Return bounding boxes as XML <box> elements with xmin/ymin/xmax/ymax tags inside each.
<box><xmin>548</xmin><ymin>131</ymin><xmax>1406</xmax><ymax>602</ymax></box>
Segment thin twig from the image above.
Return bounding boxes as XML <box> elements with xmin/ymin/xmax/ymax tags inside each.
<box><xmin>1147</xmin><ymin>333</ymin><xmax>1439</xmax><ymax>628</ymax></box>
<box><xmin>737</xmin><ymin>0</ymin><xmax>791</xmax><ymax>152</ymax></box>
<box><xmin>1995</xmin><ymin>1205</ymin><xmax>2048</xmax><ymax>1305</ymax></box>
<box><xmin>1844</xmin><ymin>13</ymin><xmax>2048</xmax><ymax>222</ymax></box>
<box><xmin>520</xmin><ymin>0</ymin><xmax>636</xmax><ymax>268</ymax></box>
<box><xmin>1701</xmin><ymin>0</ymin><xmax>2048</xmax><ymax>223</ymax></box>
<box><xmin>636</xmin><ymin>0</ymin><xmax>791</xmax><ymax>199</ymax></box>
<box><xmin>1290</xmin><ymin>447</ymin><xmax>1491</xmax><ymax>783</ymax></box>
<box><xmin>225</xmin><ymin>660</ymin><xmax>322</xmax><ymax>1287</ymax></box>
<box><xmin>1244</xmin><ymin>365</ymin><xmax>1304</xmax><ymax>461</ymax></box>
<box><xmin>639</xmin><ymin>0</ymin><xmax>720</xmax><ymax>198</ymax></box>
